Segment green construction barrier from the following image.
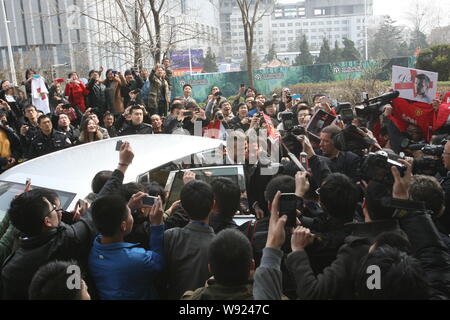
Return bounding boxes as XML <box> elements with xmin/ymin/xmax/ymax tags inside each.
<box><xmin>172</xmin><ymin>56</ymin><xmax>416</xmax><ymax>102</ymax></box>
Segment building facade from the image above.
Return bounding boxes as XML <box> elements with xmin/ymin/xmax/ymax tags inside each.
<box><xmin>0</xmin><ymin>0</ymin><xmax>221</xmax><ymax>81</ymax></box>
<box><xmin>227</xmin><ymin>0</ymin><xmax>373</xmax><ymax>61</ymax></box>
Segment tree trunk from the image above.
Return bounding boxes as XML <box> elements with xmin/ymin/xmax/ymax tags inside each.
<box><xmin>247</xmin><ymin>50</ymin><xmax>253</xmax><ymax>88</ymax></box>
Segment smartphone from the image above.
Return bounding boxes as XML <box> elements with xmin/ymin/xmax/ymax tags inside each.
<box><xmin>142</xmin><ymin>196</ymin><xmax>158</xmax><ymax>206</ymax></box>
<box><xmin>240</xmin><ymin>83</ymin><xmax>245</xmax><ymax>88</ymax></box>
<box><xmin>112</xmin><ymin>70</ymin><xmax>118</xmax><ymax>75</ymax></box>
<box><xmin>115</xmin><ymin>140</ymin><xmax>123</xmax><ymax>151</ymax></box>
<box><xmin>183</xmin><ymin>110</ymin><xmax>193</xmax><ymax>117</ymax></box>
<box><xmin>279</xmin><ymin>193</ymin><xmax>297</xmax><ymax>228</ymax></box>
<box><xmin>300</xmin><ymin>152</ymin><xmax>309</xmax><ymax>171</ymax></box>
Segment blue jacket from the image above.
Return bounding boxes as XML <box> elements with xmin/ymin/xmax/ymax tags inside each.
<box><xmin>141</xmin><ymin>79</ymin><xmax>151</xmax><ymax>107</ymax></box>
<box><xmin>88</xmin><ymin>224</ymin><xmax>164</xmax><ymax>300</ymax></box>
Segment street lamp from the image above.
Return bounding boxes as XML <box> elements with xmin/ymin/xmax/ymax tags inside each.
<box><xmin>1</xmin><ymin>0</ymin><xmax>17</xmax><ymax>84</ymax></box>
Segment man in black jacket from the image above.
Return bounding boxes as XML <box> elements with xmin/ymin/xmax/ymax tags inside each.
<box><xmin>118</xmin><ymin>105</ymin><xmax>153</xmax><ymax>136</ymax></box>
<box><xmin>209</xmin><ymin>177</ymin><xmax>240</xmax><ymax>234</ymax></box>
<box><xmin>1</xmin><ymin>142</ymin><xmax>134</xmax><ymax>299</ymax></box>
<box><xmin>26</xmin><ymin>115</ymin><xmax>72</xmax><ymax>159</ymax></box>
<box><xmin>86</xmin><ymin>70</ymin><xmax>107</xmax><ymax>117</ymax></box>
<box><xmin>0</xmin><ymin>118</ymin><xmax>22</xmax><ymax>171</ymax></box>
<box><xmin>121</xmin><ymin>69</ymin><xmax>144</xmax><ymax>108</ymax></box>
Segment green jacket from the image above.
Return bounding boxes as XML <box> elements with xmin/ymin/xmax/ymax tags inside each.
<box><xmin>148</xmin><ymin>69</ymin><xmax>171</xmax><ymax>112</ymax></box>
<box><xmin>181</xmin><ymin>279</ymin><xmax>254</xmax><ymax>300</ymax></box>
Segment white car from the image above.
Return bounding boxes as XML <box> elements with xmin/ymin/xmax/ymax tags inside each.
<box><xmin>0</xmin><ymin>134</ymin><xmax>255</xmax><ymax>225</ymax></box>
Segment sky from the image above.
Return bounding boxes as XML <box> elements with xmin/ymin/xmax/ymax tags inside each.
<box><xmin>277</xmin><ymin>0</ymin><xmax>450</xmax><ymax>31</ymax></box>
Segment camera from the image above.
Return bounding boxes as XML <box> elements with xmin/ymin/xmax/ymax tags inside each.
<box><xmin>356</xmin><ymin>90</ymin><xmax>400</xmax><ymax>119</ymax></box>
<box><xmin>333</xmin><ymin>124</ymin><xmax>375</xmax><ymax>153</ymax></box>
<box><xmin>216</xmin><ymin>112</ymin><xmax>224</xmax><ymax>121</ymax></box>
<box><xmin>360</xmin><ymin>151</ymin><xmax>406</xmax><ymax>185</ymax></box>
<box><xmin>335</xmin><ymin>102</ymin><xmax>354</xmax><ymax>124</ymax></box>
<box><xmin>62</xmin><ymin>103</ymin><xmax>73</xmax><ymax>109</ymax></box>
<box><xmin>183</xmin><ymin>110</ymin><xmax>193</xmax><ymax>117</ymax></box>
<box><xmin>413</xmin><ymin>157</ymin><xmax>443</xmax><ymax>176</ymax></box>
<box><xmin>214</xmin><ymin>91</ymin><xmax>223</xmax><ymax>97</ymax></box>
<box><xmin>278</xmin><ymin>111</ymin><xmax>306</xmax><ymax>136</ymax></box>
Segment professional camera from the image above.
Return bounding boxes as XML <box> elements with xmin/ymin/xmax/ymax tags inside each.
<box><xmin>334</xmin><ymin>102</ymin><xmax>354</xmax><ymax>124</ymax></box>
<box><xmin>278</xmin><ymin>111</ymin><xmax>306</xmax><ymax>136</ymax></box>
<box><xmin>356</xmin><ymin>90</ymin><xmax>400</xmax><ymax>119</ymax></box>
<box><xmin>413</xmin><ymin>157</ymin><xmax>444</xmax><ymax>176</ymax></box>
<box><xmin>333</xmin><ymin>124</ymin><xmax>376</xmax><ymax>153</ymax></box>
<box><xmin>360</xmin><ymin>151</ymin><xmax>406</xmax><ymax>185</ymax></box>
<box><xmin>400</xmin><ymin>139</ymin><xmax>427</xmax><ymax>151</ymax></box>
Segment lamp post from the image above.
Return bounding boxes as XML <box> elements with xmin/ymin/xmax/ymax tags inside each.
<box><xmin>1</xmin><ymin>0</ymin><xmax>17</xmax><ymax>84</ymax></box>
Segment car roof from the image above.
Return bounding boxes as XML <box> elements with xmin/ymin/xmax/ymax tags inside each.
<box><xmin>0</xmin><ymin>134</ymin><xmax>224</xmax><ymax>201</ymax></box>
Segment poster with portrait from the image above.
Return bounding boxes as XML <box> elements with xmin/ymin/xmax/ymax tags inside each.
<box><xmin>306</xmin><ymin>109</ymin><xmax>336</xmax><ymax>140</ymax></box>
<box><xmin>392</xmin><ymin>66</ymin><xmax>438</xmax><ymax>104</ymax></box>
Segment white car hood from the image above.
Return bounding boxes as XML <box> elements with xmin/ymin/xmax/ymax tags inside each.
<box><xmin>0</xmin><ymin>134</ymin><xmax>224</xmax><ymax>199</ymax></box>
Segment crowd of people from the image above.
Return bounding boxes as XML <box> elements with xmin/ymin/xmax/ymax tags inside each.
<box><xmin>0</xmin><ymin>60</ymin><xmax>450</xmax><ymax>301</ymax></box>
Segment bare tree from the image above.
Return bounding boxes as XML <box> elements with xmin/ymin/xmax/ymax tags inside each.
<box><xmin>78</xmin><ymin>0</ymin><xmax>211</xmax><ymax>68</ymax></box>
<box><xmin>236</xmin><ymin>0</ymin><xmax>274</xmax><ymax>87</ymax></box>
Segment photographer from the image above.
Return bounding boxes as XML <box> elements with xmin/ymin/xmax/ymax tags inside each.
<box><xmin>248</xmin><ymin>94</ymin><xmax>266</xmax><ymax>117</ymax></box>
<box><xmin>229</xmin><ymin>103</ymin><xmax>250</xmax><ymax>132</ymax></box>
<box><xmin>64</xmin><ymin>72</ymin><xmax>89</xmax><ymax>113</ymax></box>
<box><xmin>181</xmin><ymin>102</ymin><xmax>209</xmax><ymax>136</ymax></box>
<box><xmin>120</xmin><ymin>68</ymin><xmax>144</xmax><ymax>109</ymax></box>
<box><xmin>148</xmin><ymin>64</ymin><xmax>171</xmax><ymax>117</ymax></box>
<box><xmin>232</xmin><ymin>85</ymin><xmax>256</xmax><ymax>115</ymax></box>
<box><xmin>163</xmin><ymin>102</ymin><xmax>184</xmax><ymax>134</ymax></box>
<box><xmin>86</xmin><ymin>68</ymin><xmax>108</xmax><ymax>117</ymax></box>
<box><xmin>205</xmin><ymin>86</ymin><xmax>227</xmax><ymax>119</ymax></box>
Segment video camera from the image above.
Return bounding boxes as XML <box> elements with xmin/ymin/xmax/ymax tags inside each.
<box><xmin>278</xmin><ymin>111</ymin><xmax>306</xmax><ymax>136</ymax></box>
<box><xmin>334</xmin><ymin>102</ymin><xmax>354</xmax><ymax>124</ymax></box>
<box><xmin>359</xmin><ymin>151</ymin><xmax>406</xmax><ymax>185</ymax></box>
<box><xmin>355</xmin><ymin>90</ymin><xmax>400</xmax><ymax>119</ymax></box>
<box><xmin>333</xmin><ymin>124</ymin><xmax>377</xmax><ymax>154</ymax></box>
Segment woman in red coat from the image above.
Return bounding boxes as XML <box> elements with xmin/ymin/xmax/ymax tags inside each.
<box><xmin>64</xmin><ymin>72</ymin><xmax>89</xmax><ymax>112</ymax></box>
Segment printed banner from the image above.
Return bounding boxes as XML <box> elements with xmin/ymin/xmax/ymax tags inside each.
<box><xmin>172</xmin><ymin>57</ymin><xmax>416</xmax><ymax>103</ymax></box>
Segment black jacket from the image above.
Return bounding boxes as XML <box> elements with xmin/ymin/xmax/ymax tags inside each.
<box><xmin>229</xmin><ymin>116</ymin><xmax>250</xmax><ymax>132</ymax></box>
<box><xmin>398</xmin><ymin>211</ymin><xmax>450</xmax><ymax>299</ymax></box>
<box><xmin>58</xmin><ymin>125</ymin><xmax>80</xmax><ymax>144</ymax></box>
<box><xmin>121</xmin><ymin>76</ymin><xmax>144</xmax><ymax>107</ymax></box>
<box><xmin>26</xmin><ymin>129</ymin><xmax>72</xmax><ymax>159</ymax></box>
<box><xmin>0</xmin><ymin>126</ymin><xmax>22</xmax><ymax>166</ymax></box>
<box><xmin>86</xmin><ymin>79</ymin><xmax>107</xmax><ymax>113</ymax></box>
<box><xmin>209</xmin><ymin>213</ymin><xmax>238</xmax><ymax>234</ymax></box>
<box><xmin>118</xmin><ymin>122</ymin><xmax>153</xmax><ymax>136</ymax></box>
<box><xmin>1</xmin><ymin>169</ymin><xmax>125</xmax><ymax>299</ymax></box>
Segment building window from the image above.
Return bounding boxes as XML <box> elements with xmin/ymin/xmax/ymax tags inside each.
<box><xmin>295</xmin><ymin>22</ymin><xmax>301</xmax><ymax>26</ymax></box>
<box><xmin>288</xmin><ymin>23</ymin><xmax>293</xmax><ymax>27</ymax></box>
<box><xmin>327</xmin><ymin>21</ymin><xmax>332</xmax><ymax>25</ymax></box>
<box><xmin>280</xmin><ymin>23</ymin><xmax>285</xmax><ymax>27</ymax></box>
<box><xmin>280</xmin><ymin>30</ymin><xmax>285</xmax><ymax>34</ymax></box>
<box><xmin>303</xmin><ymin>22</ymin><xmax>309</xmax><ymax>26</ymax></box>
<box><xmin>288</xmin><ymin>30</ymin><xmax>293</xmax><ymax>33</ymax></box>
<box><xmin>272</xmin><ymin>23</ymin><xmax>277</xmax><ymax>27</ymax></box>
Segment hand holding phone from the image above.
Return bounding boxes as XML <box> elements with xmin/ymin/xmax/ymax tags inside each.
<box><xmin>142</xmin><ymin>196</ymin><xmax>158</xmax><ymax>206</ymax></box>
<box><xmin>116</xmin><ymin>140</ymin><xmax>124</xmax><ymax>151</ymax></box>
<box><xmin>279</xmin><ymin>193</ymin><xmax>297</xmax><ymax>229</ymax></box>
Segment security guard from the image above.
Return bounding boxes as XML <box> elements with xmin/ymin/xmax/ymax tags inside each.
<box><xmin>26</xmin><ymin>114</ymin><xmax>72</xmax><ymax>159</ymax></box>
<box><xmin>118</xmin><ymin>105</ymin><xmax>153</xmax><ymax>136</ymax></box>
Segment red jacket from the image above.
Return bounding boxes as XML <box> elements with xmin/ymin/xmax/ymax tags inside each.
<box><xmin>389</xmin><ymin>98</ymin><xmax>434</xmax><ymax>142</ymax></box>
<box><xmin>64</xmin><ymin>81</ymin><xmax>89</xmax><ymax>112</ymax></box>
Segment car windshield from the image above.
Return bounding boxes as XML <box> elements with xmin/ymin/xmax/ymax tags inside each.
<box><xmin>0</xmin><ymin>181</ymin><xmax>76</xmax><ymax>222</ymax></box>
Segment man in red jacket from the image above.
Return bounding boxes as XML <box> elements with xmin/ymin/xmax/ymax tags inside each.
<box><xmin>64</xmin><ymin>72</ymin><xmax>89</xmax><ymax>112</ymax></box>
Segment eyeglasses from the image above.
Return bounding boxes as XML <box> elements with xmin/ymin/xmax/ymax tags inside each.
<box><xmin>48</xmin><ymin>204</ymin><xmax>63</xmax><ymax>216</ymax></box>
<box><xmin>315</xmin><ymin>188</ymin><xmax>320</xmax><ymax>196</ymax></box>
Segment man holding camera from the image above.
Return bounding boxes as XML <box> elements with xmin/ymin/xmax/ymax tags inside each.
<box><xmin>120</xmin><ymin>68</ymin><xmax>144</xmax><ymax>108</ymax></box>
<box><xmin>118</xmin><ymin>105</ymin><xmax>153</xmax><ymax>136</ymax></box>
<box><xmin>205</xmin><ymin>86</ymin><xmax>227</xmax><ymax>119</ymax></box>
